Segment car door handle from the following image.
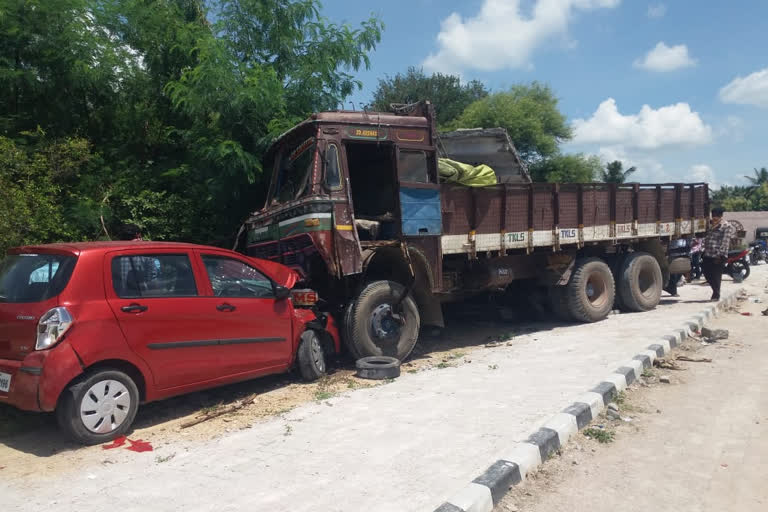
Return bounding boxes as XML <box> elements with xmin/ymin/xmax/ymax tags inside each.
<box><xmin>121</xmin><ymin>303</ymin><xmax>148</xmax><ymax>313</ymax></box>
<box><xmin>216</xmin><ymin>303</ymin><xmax>236</xmax><ymax>312</ymax></box>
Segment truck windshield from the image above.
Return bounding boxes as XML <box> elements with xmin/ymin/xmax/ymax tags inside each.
<box><xmin>275</xmin><ymin>137</ymin><xmax>316</xmax><ymax>203</ymax></box>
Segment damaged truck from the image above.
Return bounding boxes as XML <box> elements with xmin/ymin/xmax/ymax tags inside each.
<box><xmin>243</xmin><ymin>101</ymin><xmax>708</xmax><ymax>361</ymax></box>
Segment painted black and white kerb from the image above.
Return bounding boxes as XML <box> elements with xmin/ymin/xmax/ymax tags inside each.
<box><xmin>433</xmin><ymin>291</ymin><xmax>740</xmax><ymax>512</ymax></box>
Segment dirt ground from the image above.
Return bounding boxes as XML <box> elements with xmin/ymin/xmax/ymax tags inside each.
<box><xmin>496</xmin><ymin>287</ymin><xmax>768</xmax><ymax>512</ymax></box>
<box><xmin>0</xmin><ymin>299</ymin><xmax>529</xmax><ymax>480</ymax></box>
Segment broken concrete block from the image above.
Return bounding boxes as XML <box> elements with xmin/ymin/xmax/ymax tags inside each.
<box><xmin>701</xmin><ymin>327</ymin><xmax>729</xmax><ymax>340</ymax></box>
<box><xmin>660</xmin><ymin>375</ymin><xmax>671</xmax><ymax>384</ymax></box>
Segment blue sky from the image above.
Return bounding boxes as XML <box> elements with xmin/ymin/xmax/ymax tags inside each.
<box><xmin>321</xmin><ymin>0</ymin><xmax>768</xmax><ymax>187</ymax></box>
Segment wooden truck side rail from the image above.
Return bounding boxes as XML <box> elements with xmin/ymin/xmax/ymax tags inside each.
<box><xmin>439</xmin><ymin>182</ymin><xmax>709</xmax><ymax>256</ymax></box>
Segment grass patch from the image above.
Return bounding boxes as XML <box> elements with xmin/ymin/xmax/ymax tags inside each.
<box><xmin>583</xmin><ymin>427</ymin><xmax>615</xmax><ymax>444</ymax></box>
<box><xmin>314</xmin><ymin>390</ymin><xmax>335</xmax><ymax>401</ymax></box>
<box><xmin>614</xmin><ymin>391</ymin><xmax>626</xmax><ymax>405</ymax></box>
<box><xmin>436</xmin><ymin>362</ymin><xmax>451</xmax><ymax>369</ymax></box>
<box><xmin>641</xmin><ymin>367</ymin><xmax>655</xmax><ymax>378</ymax></box>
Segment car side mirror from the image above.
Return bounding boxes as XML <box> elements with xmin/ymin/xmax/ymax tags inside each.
<box><xmin>274</xmin><ymin>285</ymin><xmax>291</xmax><ymax>300</ymax></box>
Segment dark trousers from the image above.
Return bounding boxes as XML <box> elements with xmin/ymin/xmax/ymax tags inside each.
<box><xmin>702</xmin><ymin>256</ymin><xmax>724</xmax><ymax>299</ymax></box>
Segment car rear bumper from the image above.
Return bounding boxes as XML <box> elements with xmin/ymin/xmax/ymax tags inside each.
<box><xmin>0</xmin><ymin>358</ymin><xmax>42</xmax><ymax>411</ymax></box>
<box><xmin>0</xmin><ymin>343</ymin><xmax>83</xmax><ymax>412</ymax></box>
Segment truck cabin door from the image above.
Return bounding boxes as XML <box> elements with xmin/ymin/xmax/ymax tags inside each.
<box><xmin>396</xmin><ymin>149</ymin><xmax>442</xmax><ymax>237</ymax></box>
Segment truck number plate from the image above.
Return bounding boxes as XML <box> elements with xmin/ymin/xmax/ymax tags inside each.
<box><xmin>0</xmin><ymin>372</ymin><xmax>11</xmax><ymax>393</ymax></box>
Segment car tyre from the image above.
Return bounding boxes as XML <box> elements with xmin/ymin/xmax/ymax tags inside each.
<box><xmin>56</xmin><ymin>369</ymin><xmax>139</xmax><ymax>445</ymax></box>
<box><xmin>297</xmin><ymin>330</ymin><xmax>328</xmax><ymax>381</ymax></box>
<box><xmin>355</xmin><ymin>356</ymin><xmax>401</xmax><ymax>380</ymax></box>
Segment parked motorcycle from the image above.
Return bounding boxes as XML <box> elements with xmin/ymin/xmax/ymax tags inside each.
<box><xmin>749</xmin><ymin>241</ymin><xmax>767</xmax><ymax>265</ymax></box>
<box><xmin>726</xmin><ymin>248</ymin><xmax>751</xmax><ymax>282</ymax></box>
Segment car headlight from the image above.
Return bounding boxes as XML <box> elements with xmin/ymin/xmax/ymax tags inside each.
<box><xmin>36</xmin><ymin>307</ymin><xmax>74</xmax><ymax>350</ymax></box>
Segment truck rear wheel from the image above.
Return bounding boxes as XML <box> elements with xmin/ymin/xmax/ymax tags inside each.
<box><xmin>617</xmin><ymin>252</ymin><xmax>663</xmax><ymax>312</ymax></box>
<box><xmin>565</xmin><ymin>258</ymin><xmax>615</xmax><ymax>323</ymax></box>
<box><xmin>346</xmin><ymin>280</ymin><xmax>420</xmax><ymax>361</ymax></box>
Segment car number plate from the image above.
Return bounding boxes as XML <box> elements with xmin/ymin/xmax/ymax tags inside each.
<box><xmin>0</xmin><ymin>372</ymin><xmax>11</xmax><ymax>393</ymax></box>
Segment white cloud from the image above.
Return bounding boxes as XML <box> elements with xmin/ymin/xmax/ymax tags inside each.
<box><xmin>572</xmin><ymin>98</ymin><xmax>713</xmax><ymax>149</ymax></box>
<box><xmin>719</xmin><ymin>67</ymin><xmax>768</xmax><ymax>108</ymax></box>
<box><xmin>647</xmin><ymin>3</ymin><xmax>667</xmax><ymax>18</ymax></box>
<box><xmin>422</xmin><ymin>0</ymin><xmax>621</xmax><ymax>73</ymax></box>
<box><xmin>633</xmin><ymin>42</ymin><xmax>697</xmax><ymax>72</ymax></box>
<box><xmin>689</xmin><ymin>164</ymin><xmax>718</xmax><ymax>188</ymax></box>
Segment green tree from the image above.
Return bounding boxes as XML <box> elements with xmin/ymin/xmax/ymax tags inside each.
<box><xmin>450</xmin><ymin>83</ymin><xmax>572</xmax><ymax>163</ymax></box>
<box><xmin>528</xmin><ymin>153</ymin><xmax>602</xmax><ymax>183</ymax></box>
<box><xmin>370</xmin><ymin>67</ymin><xmax>487</xmax><ymax>127</ymax></box>
<box><xmin>600</xmin><ymin>160</ymin><xmax>637</xmax><ymax>184</ymax></box>
<box><xmin>745</xmin><ymin>167</ymin><xmax>768</xmax><ymax>186</ymax></box>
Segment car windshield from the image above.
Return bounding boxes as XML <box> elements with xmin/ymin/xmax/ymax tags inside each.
<box><xmin>274</xmin><ymin>137</ymin><xmax>316</xmax><ymax>203</ymax></box>
<box><xmin>0</xmin><ymin>254</ymin><xmax>77</xmax><ymax>303</ymax></box>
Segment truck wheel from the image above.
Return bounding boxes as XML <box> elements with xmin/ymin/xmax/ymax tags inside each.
<box><xmin>296</xmin><ymin>330</ymin><xmax>328</xmax><ymax>381</ymax></box>
<box><xmin>617</xmin><ymin>252</ymin><xmax>663</xmax><ymax>312</ymax></box>
<box><xmin>347</xmin><ymin>280</ymin><xmax>420</xmax><ymax>360</ymax></box>
<box><xmin>56</xmin><ymin>369</ymin><xmax>139</xmax><ymax>445</ymax></box>
<box><xmin>566</xmin><ymin>258</ymin><xmax>615</xmax><ymax>323</ymax></box>
<box><xmin>548</xmin><ymin>286</ymin><xmax>573</xmax><ymax>321</ymax></box>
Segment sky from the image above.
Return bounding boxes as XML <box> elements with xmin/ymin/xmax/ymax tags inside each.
<box><xmin>321</xmin><ymin>0</ymin><xmax>768</xmax><ymax>188</ymax></box>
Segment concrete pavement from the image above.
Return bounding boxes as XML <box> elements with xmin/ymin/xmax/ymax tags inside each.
<box><xmin>1</xmin><ymin>269</ymin><xmax>760</xmax><ymax>512</ymax></box>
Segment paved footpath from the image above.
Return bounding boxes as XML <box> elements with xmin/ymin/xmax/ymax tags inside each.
<box><xmin>498</xmin><ymin>273</ymin><xmax>768</xmax><ymax>512</ymax></box>
<box><xmin>1</xmin><ymin>271</ymin><xmax>759</xmax><ymax>512</ymax></box>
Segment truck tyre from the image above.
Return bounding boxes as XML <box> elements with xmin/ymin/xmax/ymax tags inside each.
<box><xmin>56</xmin><ymin>369</ymin><xmax>139</xmax><ymax>445</ymax></box>
<box><xmin>617</xmin><ymin>252</ymin><xmax>663</xmax><ymax>312</ymax></box>
<box><xmin>548</xmin><ymin>286</ymin><xmax>573</xmax><ymax>321</ymax></box>
<box><xmin>296</xmin><ymin>330</ymin><xmax>328</xmax><ymax>381</ymax></box>
<box><xmin>347</xmin><ymin>280</ymin><xmax>420</xmax><ymax>360</ymax></box>
<box><xmin>566</xmin><ymin>258</ymin><xmax>615</xmax><ymax>323</ymax></box>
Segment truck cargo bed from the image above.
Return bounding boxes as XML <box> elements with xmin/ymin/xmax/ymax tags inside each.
<box><xmin>440</xmin><ymin>182</ymin><xmax>708</xmax><ymax>255</ymax></box>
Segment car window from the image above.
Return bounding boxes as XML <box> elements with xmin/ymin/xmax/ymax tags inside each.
<box><xmin>111</xmin><ymin>254</ymin><xmax>197</xmax><ymax>298</ymax></box>
<box><xmin>0</xmin><ymin>254</ymin><xmax>76</xmax><ymax>303</ymax></box>
<box><xmin>201</xmin><ymin>255</ymin><xmax>274</xmax><ymax>298</ymax></box>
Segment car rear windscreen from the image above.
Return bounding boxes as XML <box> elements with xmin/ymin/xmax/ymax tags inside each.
<box><xmin>0</xmin><ymin>254</ymin><xmax>77</xmax><ymax>303</ymax></box>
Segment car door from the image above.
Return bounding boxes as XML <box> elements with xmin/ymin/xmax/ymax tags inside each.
<box><xmin>196</xmin><ymin>251</ymin><xmax>293</xmax><ymax>375</ymax></box>
<box><xmin>105</xmin><ymin>249</ymin><xmax>231</xmax><ymax>390</ymax></box>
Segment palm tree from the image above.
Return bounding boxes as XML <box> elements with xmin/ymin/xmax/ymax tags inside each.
<box><xmin>600</xmin><ymin>160</ymin><xmax>637</xmax><ymax>184</ymax></box>
<box><xmin>745</xmin><ymin>167</ymin><xmax>768</xmax><ymax>186</ymax></box>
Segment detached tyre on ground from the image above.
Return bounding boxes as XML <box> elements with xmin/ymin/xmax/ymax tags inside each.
<box><xmin>56</xmin><ymin>369</ymin><xmax>140</xmax><ymax>445</ymax></box>
<box><xmin>617</xmin><ymin>252</ymin><xmax>663</xmax><ymax>312</ymax></box>
<box><xmin>355</xmin><ymin>356</ymin><xmax>401</xmax><ymax>380</ymax></box>
<box><xmin>296</xmin><ymin>330</ymin><xmax>328</xmax><ymax>381</ymax></box>
<box><xmin>344</xmin><ymin>280</ymin><xmax>420</xmax><ymax>361</ymax></box>
<box><xmin>564</xmin><ymin>258</ymin><xmax>615</xmax><ymax>323</ymax></box>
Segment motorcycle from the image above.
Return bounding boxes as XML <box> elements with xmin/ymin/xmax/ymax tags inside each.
<box><xmin>749</xmin><ymin>241</ymin><xmax>767</xmax><ymax>265</ymax></box>
<box><xmin>726</xmin><ymin>248</ymin><xmax>751</xmax><ymax>282</ymax></box>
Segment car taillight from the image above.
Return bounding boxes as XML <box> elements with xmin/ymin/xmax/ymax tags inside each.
<box><xmin>291</xmin><ymin>289</ymin><xmax>319</xmax><ymax>306</ymax></box>
<box><xmin>36</xmin><ymin>307</ymin><xmax>73</xmax><ymax>350</ymax></box>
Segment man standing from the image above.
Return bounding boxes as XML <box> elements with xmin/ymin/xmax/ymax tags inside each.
<box><xmin>702</xmin><ymin>207</ymin><xmax>736</xmax><ymax>301</ymax></box>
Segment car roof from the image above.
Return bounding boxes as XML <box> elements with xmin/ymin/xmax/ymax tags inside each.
<box><xmin>10</xmin><ymin>241</ymin><xmax>224</xmax><ymax>255</ymax></box>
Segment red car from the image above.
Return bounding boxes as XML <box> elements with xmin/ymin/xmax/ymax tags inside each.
<box><xmin>0</xmin><ymin>242</ymin><xmax>339</xmax><ymax>444</ymax></box>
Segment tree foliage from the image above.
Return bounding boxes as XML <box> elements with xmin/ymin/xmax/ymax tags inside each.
<box><xmin>0</xmin><ymin>0</ymin><xmax>382</xmax><ymax>248</ymax></box>
<box><xmin>370</xmin><ymin>67</ymin><xmax>487</xmax><ymax>127</ymax></box>
<box><xmin>600</xmin><ymin>160</ymin><xmax>637</xmax><ymax>184</ymax></box>
<box><xmin>450</xmin><ymin>83</ymin><xmax>572</xmax><ymax>163</ymax></box>
<box><xmin>528</xmin><ymin>153</ymin><xmax>602</xmax><ymax>183</ymax></box>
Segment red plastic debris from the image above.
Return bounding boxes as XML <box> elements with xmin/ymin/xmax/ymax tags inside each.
<box><xmin>125</xmin><ymin>438</ymin><xmax>153</xmax><ymax>453</ymax></box>
<box><xmin>102</xmin><ymin>435</ymin><xmax>128</xmax><ymax>450</ymax></box>
<box><xmin>740</xmin><ymin>312</ymin><xmax>753</xmax><ymax>316</ymax></box>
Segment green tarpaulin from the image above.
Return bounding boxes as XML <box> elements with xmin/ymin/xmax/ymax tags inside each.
<box><xmin>438</xmin><ymin>158</ymin><xmax>497</xmax><ymax>187</ymax></box>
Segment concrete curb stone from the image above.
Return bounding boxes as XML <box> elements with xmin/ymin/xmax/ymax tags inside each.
<box><xmin>433</xmin><ymin>290</ymin><xmax>741</xmax><ymax>512</ymax></box>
